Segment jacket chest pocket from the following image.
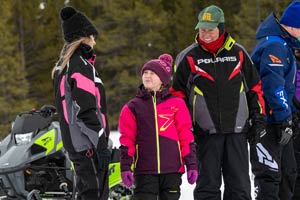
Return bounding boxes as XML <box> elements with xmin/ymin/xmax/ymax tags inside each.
<box><xmin>189</xmin><ymin>85</ymin><xmax>216</xmax><ymax>133</ymax></box>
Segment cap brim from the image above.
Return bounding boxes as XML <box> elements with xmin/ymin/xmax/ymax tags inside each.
<box><xmin>195</xmin><ymin>22</ymin><xmax>218</xmax><ymax>30</ymax></box>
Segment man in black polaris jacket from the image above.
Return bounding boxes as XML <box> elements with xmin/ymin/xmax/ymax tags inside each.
<box><xmin>170</xmin><ymin>5</ymin><xmax>266</xmax><ymax>200</ymax></box>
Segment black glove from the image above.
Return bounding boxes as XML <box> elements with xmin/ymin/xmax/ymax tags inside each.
<box><xmin>247</xmin><ymin>120</ymin><xmax>267</xmax><ymax>145</ymax></box>
<box><xmin>292</xmin><ymin>111</ymin><xmax>299</xmax><ymax>139</ymax></box>
<box><xmin>96</xmin><ymin>148</ymin><xmax>111</xmax><ymax>170</ymax></box>
<box><xmin>277</xmin><ymin>118</ymin><xmax>293</xmax><ymax>145</ymax></box>
<box><xmin>95</xmin><ymin>132</ymin><xmax>111</xmax><ymax>170</ymax></box>
<box><xmin>247</xmin><ymin>114</ymin><xmax>267</xmax><ymax>145</ymax></box>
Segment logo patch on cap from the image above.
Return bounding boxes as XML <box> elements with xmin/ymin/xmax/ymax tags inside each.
<box><xmin>202</xmin><ymin>13</ymin><xmax>214</xmax><ymax>22</ymax></box>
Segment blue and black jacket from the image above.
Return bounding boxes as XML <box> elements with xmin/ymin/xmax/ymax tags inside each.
<box><xmin>251</xmin><ymin>13</ymin><xmax>300</xmax><ymax>124</ymax></box>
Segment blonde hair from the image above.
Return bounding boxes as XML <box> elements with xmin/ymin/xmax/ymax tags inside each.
<box><xmin>51</xmin><ymin>37</ymin><xmax>91</xmax><ymax>78</ymax></box>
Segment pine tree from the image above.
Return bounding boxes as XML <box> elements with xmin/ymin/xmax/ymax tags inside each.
<box><xmin>92</xmin><ymin>0</ymin><xmax>170</xmax><ymax>129</ymax></box>
<box><xmin>0</xmin><ymin>0</ymin><xmax>34</xmax><ymax>137</ymax></box>
<box><xmin>15</xmin><ymin>0</ymin><xmax>65</xmax><ymax>107</ymax></box>
<box><xmin>231</xmin><ymin>1</ymin><xmax>258</xmax><ymax>51</ymax></box>
<box><xmin>162</xmin><ymin>0</ymin><xmax>198</xmax><ymax>56</ymax></box>
<box><xmin>232</xmin><ymin>0</ymin><xmax>294</xmax><ymax>52</ymax></box>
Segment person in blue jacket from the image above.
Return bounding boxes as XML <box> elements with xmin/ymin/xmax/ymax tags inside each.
<box><xmin>250</xmin><ymin>1</ymin><xmax>300</xmax><ymax>199</ymax></box>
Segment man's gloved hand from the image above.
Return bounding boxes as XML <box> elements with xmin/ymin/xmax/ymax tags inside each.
<box><xmin>247</xmin><ymin>114</ymin><xmax>267</xmax><ymax>145</ymax></box>
<box><xmin>187</xmin><ymin>170</ymin><xmax>198</xmax><ymax>184</ymax></box>
<box><xmin>277</xmin><ymin>118</ymin><xmax>293</xmax><ymax>145</ymax></box>
<box><xmin>247</xmin><ymin>121</ymin><xmax>267</xmax><ymax>145</ymax></box>
<box><xmin>292</xmin><ymin>111</ymin><xmax>299</xmax><ymax>139</ymax></box>
<box><xmin>96</xmin><ymin>148</ymin><xmax>111</xmax><ymax>170</ymax></box>
<box><xmin>121</xmin><ymin>171</ymin><xmax>134</xmax><ymax>188</ymax></box>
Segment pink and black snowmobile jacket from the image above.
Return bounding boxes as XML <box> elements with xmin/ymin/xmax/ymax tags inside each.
<box><xmin>119</xmin><ymin>86</ymin><xmax>197</xmax><ymax>175</ymax></box>
<box><xmin>53</xmin><ymin>43</ymin><xmax>109</xmax><ymax>154</ymax></box>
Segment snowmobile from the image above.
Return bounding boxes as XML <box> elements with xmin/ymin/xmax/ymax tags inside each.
<box><xmin>0</xmin><ymin>105</ymin><xmax>132</xmax><ymax>200</ymax></box>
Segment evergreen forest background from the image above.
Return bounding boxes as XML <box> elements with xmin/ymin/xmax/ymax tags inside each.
<box><xmin>0</xmin><ymin>0</ymin><xmax>294</xmax><ymax>138</ymax></box>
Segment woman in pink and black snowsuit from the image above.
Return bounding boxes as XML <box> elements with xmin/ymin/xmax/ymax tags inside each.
<box><xmin>52</xmin><ymin>7</ymin><xmax>110</xmax><ymax>200</ymax></box>
<box><xmin>118</xmin><ymin>54</ymin><xmax>198</xmax><ymax>200</ymax></box>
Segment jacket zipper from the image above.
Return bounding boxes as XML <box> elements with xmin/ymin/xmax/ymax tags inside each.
<box><xmin>134</xmin><ymin>144</ymin><xmax>139</xmax><ymax>168</ymax></box>
<box><xmin>214</xmin><ymin>53</ymin><xmax>222</xmax><ymax>131</ymax></box>
<box><xmin>152</xmin><ymin>92</ymin><xmax>161</xmax><ymax>174</ymax></box>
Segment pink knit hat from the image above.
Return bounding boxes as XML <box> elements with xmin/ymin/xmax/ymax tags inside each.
<box><xmin>141</xmin><ymin>54</ymin><xmax>173</xmax><ymax>86</ymax></box>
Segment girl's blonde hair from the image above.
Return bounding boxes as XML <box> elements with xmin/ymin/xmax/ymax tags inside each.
<box><xmin>51</xmin><ymin>37</ymin><xmax>90</xmax><ymax>78</ymax></box>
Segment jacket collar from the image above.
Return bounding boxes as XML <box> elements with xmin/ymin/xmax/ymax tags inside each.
<box><xmin>136</xmin><ymin>84</ymin><xmax>171</xmax><ymax>100</ymax></box>
<box><xmin>77</xmin><ymin>43</ymin><xmax>95</xmax><ymax>60</ymax></box>
<box><xmin>195</xmin><ymin>32</ymin><xmax>236</xmax><ymax>54</ymax></box>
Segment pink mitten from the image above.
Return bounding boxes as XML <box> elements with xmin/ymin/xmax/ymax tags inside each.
<box><xmin>121</xmin><ymin>171</ymin><xmax>134</xmax><ymax>188</ymax></box>
<box><xmin>187</xmin><ymin>169</ymin><xmax>198</xmax><ymax>184</ymax></box>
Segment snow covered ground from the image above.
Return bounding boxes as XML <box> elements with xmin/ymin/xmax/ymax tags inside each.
<box><xmin>110</xmin><ymin>131</ymin><xmax>255</xmax><ymax>200</ymax></box>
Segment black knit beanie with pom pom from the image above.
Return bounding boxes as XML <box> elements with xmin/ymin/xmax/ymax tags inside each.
<box><xmin>60</xmin><ymin>6</ymin><xmax>98</xmax><ymax>43</ymax></box>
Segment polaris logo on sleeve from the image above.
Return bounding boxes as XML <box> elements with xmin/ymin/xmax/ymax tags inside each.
<box><xmin>197</xmin><ymin>56</ymin><xmax>237</xmax><ymax>65</ymax></box>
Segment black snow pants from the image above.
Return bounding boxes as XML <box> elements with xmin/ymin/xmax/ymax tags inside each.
<box><xmin>133</xmin><ymin>173</ymin><xmax>182</xmax><ymax>200</ymax></box>
<box><xmin>69</xmin><ymin>151</ymin><xmax>109</xmax><ymax>200</ymax></box>
<box><xmin>250</xmin><ymin>125</ymin><xmax>297</xmax><ymax>200</ymax></box>
<box><xmin>193</xmin><ymin>133</ymin><xmax>251</xmax><ymax>200</ymax></box>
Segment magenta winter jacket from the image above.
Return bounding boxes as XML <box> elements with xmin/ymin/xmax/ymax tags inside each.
<box><xmin>119</xmin><ymin>85</ymin><xmax>196</xmax><ymax>175</ymax></box>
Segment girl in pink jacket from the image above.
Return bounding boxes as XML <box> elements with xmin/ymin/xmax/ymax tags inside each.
<box><xmin>119</xmin><ymin>53</ymin><xmax>198</xmax><ymax>200</ymax></box>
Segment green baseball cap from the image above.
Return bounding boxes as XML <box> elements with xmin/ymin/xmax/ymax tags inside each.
<box><xmin>195</xmin><ymin>5</ymin><xmax>225</xmax><ymax>30</ymax></box>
